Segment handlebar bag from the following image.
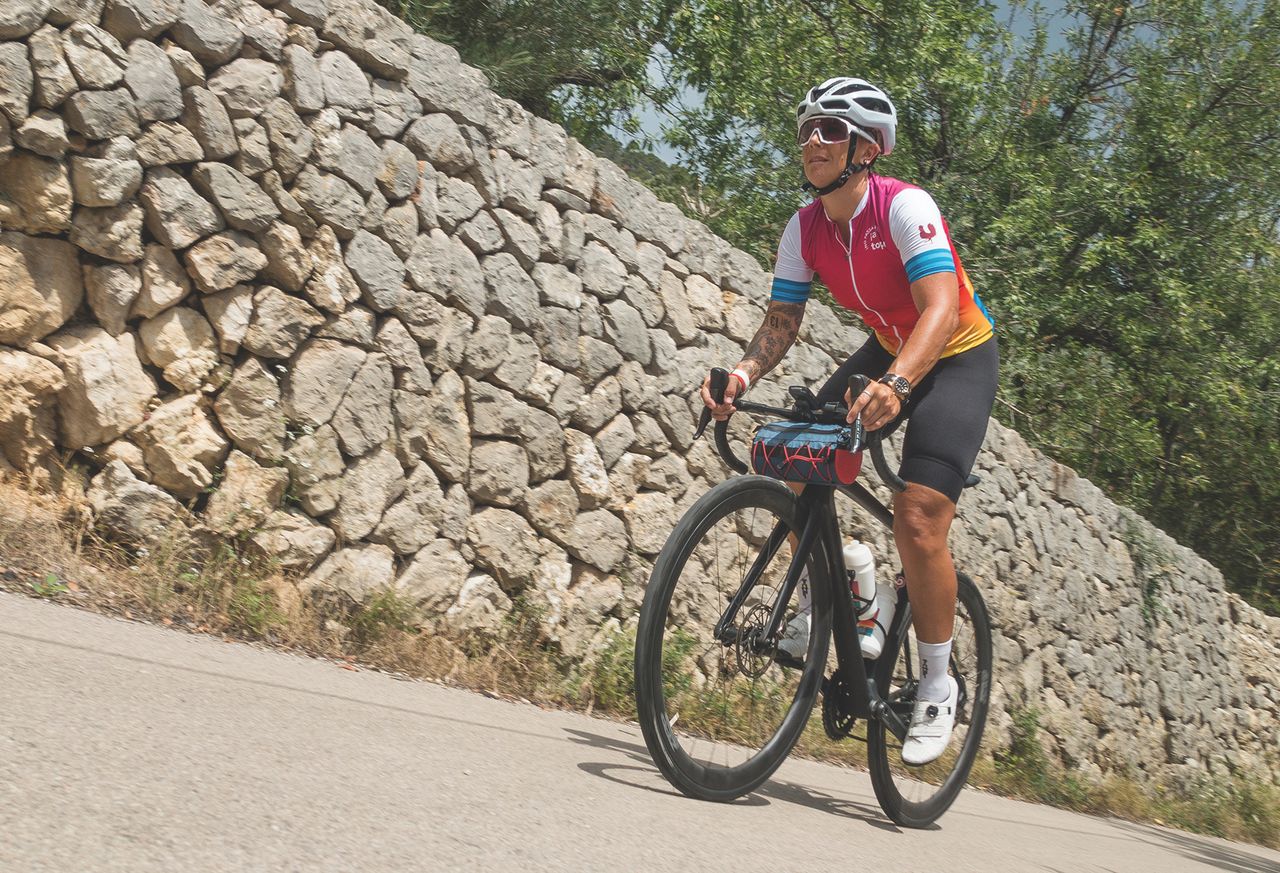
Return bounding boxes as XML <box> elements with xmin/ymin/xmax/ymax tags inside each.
<box><xmin>750</xmin><ymin>422</ymin><xmax>863</xmax><ymax>485</ymax></box>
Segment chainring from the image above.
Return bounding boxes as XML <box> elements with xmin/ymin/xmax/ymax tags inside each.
<box><xmin>821</xmin><ymin>674</ymin><xmax>860</xmax><ymax>740</ymax></box>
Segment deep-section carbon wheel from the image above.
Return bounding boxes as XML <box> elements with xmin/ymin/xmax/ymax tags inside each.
<box><xmin>866</xmin><ymin>571</ymin><xmax>992</xmax><ymax>827</ymax></box>
<box><xmin>635</xmin><ymin>476</ymin><xmax>832</xmax><ymax>801</ymax></box>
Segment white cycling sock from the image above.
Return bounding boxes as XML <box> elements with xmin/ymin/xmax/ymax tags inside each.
<box><xmin>794</xmin><ymin>568</ymin><xmax>811</xmax><ymax>615</ymax></box>
<box><xmin>917</xmin><ymin>638</ymin><xmax>953</xmax><ymax>702</ymax></box>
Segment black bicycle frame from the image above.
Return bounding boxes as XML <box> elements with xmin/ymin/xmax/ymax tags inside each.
<box><xmin>710</xmin><ymin>481</ymin><xmax>910</xmax><ymax>742</ymax></box>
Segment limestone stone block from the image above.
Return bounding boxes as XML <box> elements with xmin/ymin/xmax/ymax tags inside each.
<box><xmin>318</xmin><ymin>50</ymin><xmax>371</xmax><ymax>116</ymax></box>
<box><xmin>563</xmin><ymin>509</ymin><xmax>628</xmax><ymax>573</ymax></box>
<box><xmin>231</xmin><ymin>117</ymin><xmax>271</xmax><ymax>176</ymax></box>
<box><xmin>394</xmin><ymin>537</ymin><xmax>469</xmax><ymax>615</ymax></box>
<box><xmin>404</xmin><ymin>228</ymin><xmax>487</xmax><ymax>319</ymax></box>
<box><xmin>83</xmin><ymin>262</ymin><xmax>140</xmax><ymax>335</ymax></box>
<box><xmin>290</xmin><ymin>164</ymin><xmax>363</xmax><ymax>239</ymax></box>
<box><xmin>303</xmin><ymin>543</ymin><xmax>395</xmax><ymax>603</ymax></box>
<box><xmin>331</xmin><ymin>446</ymin><xmax>405</xmax><ymax>541</ymax></box>
<box><xmin>198</xmin><ymin>283</ymin><xmax>252</xmax><ymax>354</ymax></box>
<box><xmin>259</xmin><ymin>220</ymin><xmax>312</xmax><ymax>292</ymax></box>
<box><xmin>623</xmin><ymin>491</ymin><xmax>676</xmax><ymax>556</ymax></box>
<box><xmin>379</xmin><ymin>200</ymin><xmax>418</xmax><ymax>259</ymax></box>
<box><xmin>465</xmin><ymin>506</ymin><xmax>540</xmax><ymax>594</ymax></box>
<box><xmin>47</xmin><ymin>0</ymin><xmax>107</xmax><ymax>27</ymax></box>
<box><xmin>434</xmin><ymin>174</ymin><xmax>482</xmax><ymax>231</ymax></box>
<box><xmin>135</xmin><ymin>119</ymin><xmax>204</xmax><ymax>165</ymax></box>
<box><xmin>0</xmin><ymin>43</ymin><xmax>33</xmax><ymax>125</ymax></box>
<box><xmin>330</xmin><ymin>352</ymin><xmax>393</xmax><ymax>457</ymax></box>
<box><xmin>344</xmin><ymin>228</ymin><xmax>404</xmax><ymax>311</ymax></box>
<box><xmin>138</xmin><ymin>306</ymin><xmax>217</xmax><ymax>391</ymax></box>
<box><xmin>29</xmin><ymin>25</ymin><xmax>76</xmax><ymax>110</ymax></box>
<box><xmin>102</xmin><ymin>0</ymin><xmax>182</xmax><ymax>41</ymax></box>
<box><xmin>480</xmin><ymin>252</ymin><xmax>538</xmax><ymax>329</ymax></box>
<box><xmin>184</xmin><ymin>230</ymin><xmax>267</xmax><ymax>293</ymax></box>
<box><xmin>191</xmin><ymin>161</ymin><xmax>280</xmax><ymax>232</ymax></box>
<box><xmin>0</xmin><ymin>0</ymin><xmax>54</xmax><ymax>39</ymax></box>
<box><xmin>457</xmin><ymin>209</ymin><xmax>504</xmax><ymax>256</ymax></box>
<box><xmin>565</xmin><ymin>428</ymin><xmax>609</xmax><ymax>510</ymax></box>
<box><xmin>46</xmin><ymin>325</ymin><xmax>155</xmax><ymax>447</ymax></box>
<box><xmin>0</xmin><ymin>348</ymin><xmax>65</xmax><ymax>479</ymax></box>
<box><xmin>282</xmin><ymin>43</ymin><xmax>324</xmax><ymax>113</ymax></box>
<box><xmin>87</xmin><ymin>460</ymin><xmax>188</xmax><ymax>549</ymax></box>
<box><xmin>249</xmin><ymin>509</ymin><xmax>335</xmax><ymax>572</ymax></box>
<box><xmin>403</xmin><ymin>113</ymin><xmax>472</xmax><ymax>174</ymax></box>
<box><xmin>311</xmin><ymin>115</ymin><xmax>379</xmax><ymax>196</ymax></box>
<box><xmin>133</xmin><ymin>393</ymin><xmax>228</xmax><ymax>498</ymax></box>
<box><xmin>242</xmin><ymin>285</ymin><xmax>323</xmax><ymax>359</ymax></box>
<box><xmin>64</xmin><ymin>22</ymin><xmax>127</xmax><ymax>90</ymax></box>
<box><xmin>467</xmin><ymin>380</ymin><xmax>565</xmax><ymax>482</ymax></box>
<box><xmin>170</xmin><ymin>0</ymin><xmax>244</xmax><ymax>66</ymax></box>
<box><xmin>210</xmin><ymin>357</ymin><xmax>284</xmax><ymax>461</ymax></box>
<box><xmin>65</xmin><ymin>88</ymin><xmax>140</xmax><ymax>139</ymax></box>
<box><xmin>594</xmin><ymin>414</ymin><xmax>636</xmax><ymax>470</ymax></box>
<box><xmin>260</xmin><ymin>97</ymin><xmax>312</xmax><ymax>180</ymax></box>
<box><xmin>207</xmin><ymin>58</ymin><xmax>282</xmax><ymax>118</ymax></box>
<box><xmin>576</xmin><ymin>240</ymin><xmax>627</xmax><ymax>301</ymax></box>
<box><xmin>69</xmin><ymin>148</ymin><xmax>142</xmax><ymax>207</ymax></box>
<box><xmin>468</xmin><ymin>440</ymin><xmax>528</xmax><ymax>508</ymax></box>
<box><xmin>374</xmin><ymin>139</ymin><xmax>418</xmax><ymax>201</ymax></box>
<box><xmin>0</xmin><ymin>150</ymin><xmax>72</xmax><ymax>234</ymax></box>
<box><xmin>0</xmin><ymin>232</ymin><xmax>82</xmax><ymax>347</ymax></box>
<box><xmin>370</xmin><ymin>461</ymin><xmax>444</xmax><ymax>555</ymax></box>
<box><xmin>302</xmin><ymin>224</ymin><xmax>359</xmax><ymax>313</ymax></box>
<box><xmin>15</xmin><ymin>109</ymin><xmax>68</xmax><ymax>157</ymax></box>
<box><xmin>70</xmin><ymin>201</ymin><xmax>143</xmax><ymax>262</ymax></box>
<box><xmin>140</xmin><ymin>166</ymin><xmax>222</xmax><ymax>248</ymax></box>
<box><xmin>181</xmin><ymin>85</ymin><xmax>237</xmax><ymax>160</ymax></box>
<box><xmin>282</xmin><ymin>340</ymin><xmax>365</xmax><ymax>432</ymax></box>
<box><xmin>164</xmin><ymin>42</ymin><xmax>204</xmax><ymax>87</ymax></box>
<box><xmin>282</xmin><ymin>422</ymin><xmax>344</xmax><ymax>516</ymax></box>
<box><xmin>443</xmin><ymin>572</ymin><xmax>512</xmax><ymax>636</ymax></box>
<box><xmin>577</xmin><ymin>335</ymin><xmax>623</xmax><ymax>385</ymax></box>
<box><xmin>204</xmin><ymin>449</ymin><xmax>287</xmax><ymax>534</ymax></box>
<box><xmin>123</xmin><ymin>38</ymin><xmax>182</xmax><ymax>122</ymax></box>
<box><xmin>128</xmin><ymin>243</ymin><xmax>190</xmax><ymax>320</ymax></box>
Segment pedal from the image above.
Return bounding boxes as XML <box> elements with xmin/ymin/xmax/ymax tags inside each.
<box><xmin>773</xmin><ymin>650</ymin><xmax>805</xmax><ymax>671</ymax></box>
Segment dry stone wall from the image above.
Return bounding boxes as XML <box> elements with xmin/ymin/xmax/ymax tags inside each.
<box><xmin>2</xmin><ymin>0</ymin><xmax>1277</xmax><ymax>791</ymax></box>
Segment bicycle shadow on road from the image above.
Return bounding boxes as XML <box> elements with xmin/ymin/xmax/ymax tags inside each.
<box><xmin>564</xmin><ymin>727</ymin><xmax>901</xmax><ymax>832</ymax></box>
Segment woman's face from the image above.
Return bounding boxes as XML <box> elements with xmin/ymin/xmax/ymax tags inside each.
<box><xmin>801</xmin><ymin>125</ymin><xmax>880</xmax><ymax>188</ymax></box>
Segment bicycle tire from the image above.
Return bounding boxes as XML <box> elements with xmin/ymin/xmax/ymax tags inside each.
<box><xmin>866</xmin><ymin>571</ymin><xmax>992</xmax><ymax>827</ymax></box>
<box><xmin>635</xmin><ymin>475</ymin><xmax>832</xmax><ymax>802</ymax></box>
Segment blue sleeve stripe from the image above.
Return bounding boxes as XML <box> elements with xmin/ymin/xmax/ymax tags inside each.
<box><xmin>770</xmin><ymin>277</ymin><xmax>812</xmax><ymax>303</ymax></box>
<box><xmin>904</xmin><ymin>249</ymin><xmax>957</xmax><ymax>283</ymax></box>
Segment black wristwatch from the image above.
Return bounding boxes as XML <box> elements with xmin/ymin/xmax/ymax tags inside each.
<box><xmin>878</xmin><ymin>373</ymin><xmax>912</xmax><ymax>403</ymax></box>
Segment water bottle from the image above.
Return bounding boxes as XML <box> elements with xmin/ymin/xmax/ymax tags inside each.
<box><xmin>842</xmin><ymin>540</ymin><xmax>895</xmax><ymax>658</ymax></box>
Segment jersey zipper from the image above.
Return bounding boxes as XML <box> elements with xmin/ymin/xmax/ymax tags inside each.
<box><xmin>833</xmin><ymin>211</ymin><xmax>901</xmax><ymax>349</ymax></box>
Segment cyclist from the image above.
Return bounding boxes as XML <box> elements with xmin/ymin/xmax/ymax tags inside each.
<box><xmin>700</xmin><ymin>77</ymin><xmax>998</xmax><ymax>765</ymax></box>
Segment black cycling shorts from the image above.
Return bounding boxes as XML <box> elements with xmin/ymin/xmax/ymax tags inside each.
<box><xmin>815</xmin><ymin>335</ymin><xmax>999</xmax><ymax>503</ymax></box>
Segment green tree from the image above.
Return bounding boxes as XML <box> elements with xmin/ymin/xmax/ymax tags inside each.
<box><xmin>379</xmin><ymin>0</ymin><xmax>1280</xmax><ymax>610</ymax></box>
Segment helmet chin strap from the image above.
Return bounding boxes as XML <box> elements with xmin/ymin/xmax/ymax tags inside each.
<box><xmin>802</xmin><ymin>139</ymin><xmax>870</xmax><ymax>196</ymax></box>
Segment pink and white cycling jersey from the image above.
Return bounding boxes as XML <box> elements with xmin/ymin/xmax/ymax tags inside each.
<box><xmin>772</xmin><ymin>174</ymin><xmax>994</xmax><ymax>357</ymax></box>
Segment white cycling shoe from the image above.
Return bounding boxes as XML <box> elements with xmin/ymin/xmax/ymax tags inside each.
<box><xmin>901</xmin><ymin>675</ymin><xmax>959</xmax><ymax>765</ymax></box>
<box><xmin>777</xmin><ymin>611</ymin><xmax>810</xmax><ymax>662</ymax></box>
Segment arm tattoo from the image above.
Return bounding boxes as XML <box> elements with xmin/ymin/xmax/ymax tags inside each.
<box><xmin>738</xmin><ymin>301</ymin><xmax>805</xmax><ymax>383</ymax></box>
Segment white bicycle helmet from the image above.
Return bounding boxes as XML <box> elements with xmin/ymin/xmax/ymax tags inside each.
<box><xmin>796</xmin><ymin>77</ymin><xmax>897</xmax><ymax>157</ymax></box>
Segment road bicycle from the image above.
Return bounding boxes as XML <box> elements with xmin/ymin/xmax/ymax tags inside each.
<box><xmin>634</xmin><ymin>368</ymin><xmax>992</xmax><ymax>827</ymax></box>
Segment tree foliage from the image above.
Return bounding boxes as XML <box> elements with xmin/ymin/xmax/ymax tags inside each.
<box><xmin>381</xmin><ymin>0</ymin><xmax>1280</xmax><ymax>612</ymax></box>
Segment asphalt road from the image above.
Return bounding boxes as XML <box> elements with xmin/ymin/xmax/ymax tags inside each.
<box><xmin>2</xmin><ymin>593</ymin><xmax>1277</xmax><ymax>873</ymax></box>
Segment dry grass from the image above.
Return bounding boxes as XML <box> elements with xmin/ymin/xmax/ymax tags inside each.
<box><xmin>2</xmin><ymin>474</ymin><xmax>1277</xmax><ymax>849</ymax></box>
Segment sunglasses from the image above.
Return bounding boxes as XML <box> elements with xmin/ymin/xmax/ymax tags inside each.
<box><xmin>797</xmin><ymin>117</ymin><xmax>875</xmax><ymax>147</ymax></box>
